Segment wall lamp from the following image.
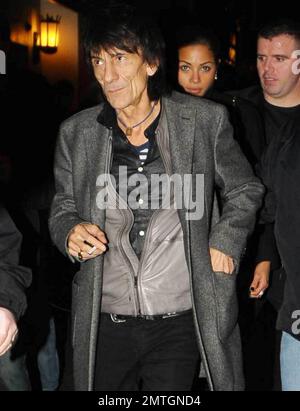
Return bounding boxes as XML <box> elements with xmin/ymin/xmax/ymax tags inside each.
<box><xmin>33</xmin><ymin>15</ymin><xmax>61</xmax><ymax>64</ymax></box>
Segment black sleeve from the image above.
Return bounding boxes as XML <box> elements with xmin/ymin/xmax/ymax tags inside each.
<box><xmin>255</xmin><ymin>223</ymin><xmax>281</xmax><ymax>270</ymax></box>
<box><xmin>0</xmin><ymin>206</ymin><xmax>32</xmax><ymax>320</ymax></box>
<box><xmin>255</xmin><ymin>143</ymin><xmax>281</xmax><ymax>269</ymax></box>
<box><xmin>234</xmin><ymin>97</ymin><xmax>266</xmax><ymax>167</ymax></box>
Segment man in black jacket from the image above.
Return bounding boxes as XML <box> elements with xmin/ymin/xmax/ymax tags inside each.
<box><xmin>238</xmin><ymin>19</ymin><xmax>300</xmax><ymax>390</ymax></box>
<box><xmin>259</xmin><ymin>117</ymin><xmax>300</xmax><ymax>391</ymax></box>
<box><xmin>0</xmin><ymin>205</ymin><xmax>32</xmax><ymax>390</ymax></box>
<box><xmin>237</xmin><ymin>20</ymin><xmax>300</xmax><ymax>285</ymax></box>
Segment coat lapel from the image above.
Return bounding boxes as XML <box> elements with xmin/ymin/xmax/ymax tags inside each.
<box><xmin>163</xmin><ymin>98</ymin><xmax>196</xmax><ymax>177</ymax></box>
<box><xmin>84</xmin><ymin>122</ymin><xmax>111</xmax><ymax>225</ymax></box>
<box><xmin>163</xmin><ymin>95</ymin><xmax>207</xmax><ymax>231</ymax></box>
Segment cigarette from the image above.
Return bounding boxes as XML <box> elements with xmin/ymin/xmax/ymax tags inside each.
<box><xmin>87</xmin><ymin>245</ymin><xmax>97</xmax><ymax>255</ymax></box>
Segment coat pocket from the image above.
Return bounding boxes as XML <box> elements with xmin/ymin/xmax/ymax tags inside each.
<box><xmin>211</xmin><ymin>271</ymin><xmax>238</xmax><ymax>343</ymax></box>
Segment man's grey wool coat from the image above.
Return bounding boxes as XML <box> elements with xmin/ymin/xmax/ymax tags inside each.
<box><xmin>49</xmin><ymin>91</ymin><xmax>264</xmax><ymax>391</ymax></box>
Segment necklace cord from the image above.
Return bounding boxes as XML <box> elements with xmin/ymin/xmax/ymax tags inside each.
<box><xmin>117</xmin><ymin>101</ymin><xmax>157</xmax><ymax>135</ymax></box>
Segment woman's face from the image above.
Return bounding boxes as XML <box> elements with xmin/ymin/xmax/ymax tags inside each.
<box><xmin>178</xmin><ymin>43</ymin><xmax>217</xmax><ymax>97</ymax></box>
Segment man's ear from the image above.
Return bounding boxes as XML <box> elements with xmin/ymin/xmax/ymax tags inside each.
<box><xmin>146</xmin><ymin>64</ymin><xmax>158</xmax><ymax>77</ymax></box>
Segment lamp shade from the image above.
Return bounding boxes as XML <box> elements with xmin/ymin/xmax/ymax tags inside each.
<box><xmin>40</xmin><ymin>15</ymin><xmax>61</xmax><ymax>53</ymax></box>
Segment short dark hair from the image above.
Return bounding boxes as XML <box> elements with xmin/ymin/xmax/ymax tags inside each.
<box><xmin>258</xmin><ymin>19</ymin><xmax>300</xmax><ymax>46</ymax></box>
<box><xmin>82</xmin><ymin>1</ymin><xmax>166</xmax><ymax>101</ymax></box>
<box><xmin>176</xmin><ymin>26</ymin><xmax>220</xmax><ymax>62</ymax></box>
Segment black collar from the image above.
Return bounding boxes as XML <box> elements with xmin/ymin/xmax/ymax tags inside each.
<box><xmin>97</xmin><ymin>100</ymin><xmax>161</xmax><ymax>140</ymax></box>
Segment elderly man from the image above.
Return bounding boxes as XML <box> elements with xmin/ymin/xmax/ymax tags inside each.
<box><xmin>49</xmin><ymin>3</ymin><xmax>264</xmax><ymax>391</ymax></box>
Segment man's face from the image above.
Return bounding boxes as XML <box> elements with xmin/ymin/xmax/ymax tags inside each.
<box><xmin>91</xmin><ymin>47</ymin><xmax>157</xmax><ymax>109</ymax></box>
<box><xmin>257</xmin><ymin>34</ymin><xmax>300</xmax><ymax>103</ymax></box>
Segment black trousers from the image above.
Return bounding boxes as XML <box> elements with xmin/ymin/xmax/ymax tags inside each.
<box><xmin>94</xmin><ymin>311</ymin><xmax>199</xmax><ymax>391</ymax></box>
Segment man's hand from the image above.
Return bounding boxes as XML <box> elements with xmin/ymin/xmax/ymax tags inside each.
<box><xmin>209</xmin><ymin>247</ymin><xmax>235</xmax><ymax>274</ymax></box>
<box><xmin>249</xmin><ymin>261</ymin><xmax>270</xmax><ymax>298</ymax></box>
<box><xmin>68</xmin><ymin>223</ymin><xmax>108</xmax><ymax>261</ymax></box>
<box><xmin>0</xmin><ymin>308</ymin><xmax>18</xmax><ymax>356</ymax></box>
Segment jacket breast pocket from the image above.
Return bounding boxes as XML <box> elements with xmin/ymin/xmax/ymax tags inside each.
<box><xmin>211</xmin><ymin>271</ymin><xmax>238</xmax><ymax>343</ymax></box>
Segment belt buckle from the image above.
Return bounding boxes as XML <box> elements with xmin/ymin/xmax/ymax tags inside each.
<box><xmin>143</xmin><ymin>314</ymin><xmax>154</xmax><ymax>320</ymax></box>
<box><xmin>162</xmin><ymin>312</ymin><xmax>178</xmax><ymax>319</ymax></box>
<box><xmin>110</xmin><ymin>313</ymin><xmax>126</xmax><ymax>323</ymax></box>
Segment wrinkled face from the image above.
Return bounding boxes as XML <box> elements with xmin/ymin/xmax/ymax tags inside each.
<box><xmin>257</xmin><ymin>34</ymin><xmax>300</xmax><ymax>102</ymax></box>
<box><xmin>91</xmin><ymin>47</ymin><xmax>157</xmax><ymax>109</ymax></box>
<box><xmin>178</xmin><ymin>43</ymin><xmax>217</xmax><ymax>97</ymax></box>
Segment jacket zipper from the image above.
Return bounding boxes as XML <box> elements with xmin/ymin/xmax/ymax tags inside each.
<box><xmin>105</xmin><ymin>130</ymin><xmax>141</xmax><ymax>316</ymax></box>
<box><xmin>118</xmin><ymin>209</ymin><xmax>141</xmax><ymax>315</ymax></box>
<box><xmin>136</xmin><ymin>129</ymin><xmax>169</xmax><ymax>294</ymax></box>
